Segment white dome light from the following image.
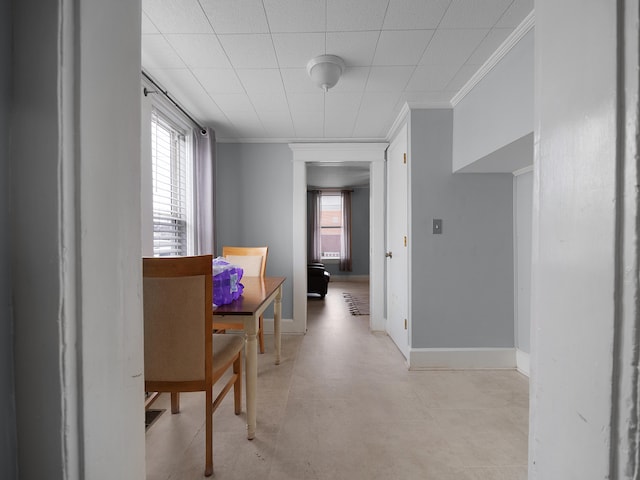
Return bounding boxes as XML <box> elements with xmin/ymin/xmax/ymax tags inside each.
<box><xmin>306</xmin><ymin>55</ymin><xmax>346</xmax><ymax>92</ymax></box>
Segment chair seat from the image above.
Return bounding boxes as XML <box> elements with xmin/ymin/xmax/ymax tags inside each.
<box><xmin>212</xmin><ymin>334</ymin><xmax>244</xmax><ymax>374</ymax></box>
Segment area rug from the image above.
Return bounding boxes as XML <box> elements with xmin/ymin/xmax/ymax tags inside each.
<box><xmin>343</xmin><ymin>293</ymin><xmax>370</xmax><ymax>315</ymax></box>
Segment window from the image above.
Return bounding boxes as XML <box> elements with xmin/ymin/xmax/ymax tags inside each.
<box><xmin>319</xmin><ymin>193</ymin><xmax>343</xmax><ymax>259</ymax></box>
<box><xmin>151</xmin><ymin>110</ymin><xmax>192</xmax><ymax>256</ymax></box>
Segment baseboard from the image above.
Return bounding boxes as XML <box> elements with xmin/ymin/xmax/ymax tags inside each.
<box><xmin>409</xmin><ymin>347</ymin><xmax>516</xmax><ymax>370</ymax></box>
<box><xmin>329</xmin><ymin>274</ymin><xmax>369</xmax><ymax>281</ymax></box>
<box><xmin>516</xmin><ymin>349</ymin><xmax>530</xmax><ymax>377</ymax></box>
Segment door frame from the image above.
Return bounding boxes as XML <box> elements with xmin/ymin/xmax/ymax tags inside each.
<box><xmin>290</xmin><ymin>143</ymin><xmax>388</xmax><ymax>333</ymax></box>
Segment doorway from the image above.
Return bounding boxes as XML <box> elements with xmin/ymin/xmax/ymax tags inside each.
<box><xmin>290</xmin><ymin>143</ymin><xmax>388</xmax><ymax>333</ymax></box>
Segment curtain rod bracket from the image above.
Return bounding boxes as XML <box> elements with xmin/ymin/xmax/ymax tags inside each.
<box><xmin>142</xmin><ymin>71</ymin><xmax>207</xmax><ymax>134</ymax></box>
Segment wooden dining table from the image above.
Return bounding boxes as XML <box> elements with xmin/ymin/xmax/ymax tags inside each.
<box><xmin>213</xmin><ymin>276</ymin><xmax>285</xmax><ymax>440</ymax></box>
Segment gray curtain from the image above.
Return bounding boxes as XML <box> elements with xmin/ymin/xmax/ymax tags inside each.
<box><xmin>193</xmin><ymin>127</ymin><xmax>216</xmax><ymax>255</ymax></box>
<box><xmin>339</xmin><ymin>190</ymin><xmax>352</xmax><ymax>271</ymax></box>
<box><xmin>309</xmin><ymin>190</ymin><xmax>322</xmax><ymax>263</ymax></box>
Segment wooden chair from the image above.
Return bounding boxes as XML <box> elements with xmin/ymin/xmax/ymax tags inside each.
<box><xmin>213</xmin><ymin>246</ymin><xmax>268</xmax><ymax>354</ymax></box>
<box><xmin>143</xmin><ymin>255</ymin><xmax>244</xmax><ymax>477</ymax></box>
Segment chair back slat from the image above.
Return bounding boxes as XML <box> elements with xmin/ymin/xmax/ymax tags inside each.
<box><xmin>143</xmin><ymin>255</ymin><xmax>212</xmax><ymax>384</ymax></box>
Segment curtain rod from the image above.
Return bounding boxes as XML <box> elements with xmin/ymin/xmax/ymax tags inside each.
<box><xmin>142</xmin><ymin>71</ymin><xmax>207</xmax><ymax>135</ymax></box>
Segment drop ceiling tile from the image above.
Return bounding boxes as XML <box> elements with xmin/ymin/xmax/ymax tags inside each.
<box><xmin>218</xmin><ymin>34</ymin><xmax>278</xmax><ymax>68</ymax></box>
<box><xmin>324</xmin><ymin>93</ymin><xmax>361</xmax><ymax>137</ymax></box>
<box><xmin>466</xmin><ymin>28</ymin><xmax>512</xmax><ymax>65</ymax></box>
<box><xmin>445</xmin><ymin>64</ymin><xmax>480</xmax><ymax>91</ymax></box>
<box><xmin>263</xmin><ymin>0</ymin><xmax>326</xmax><ymax>33</ymax></box>
<box><xmin>199</xmin><ymin>0</ymin><xmax>269</xmax><ymax>34</ymax></box>
<box><xmin>365</xmin><ymin>66</ymin><xmax>414</xmax><ymax>92</ymax></box>
<box><xmin>495</xmin><ymin>0</ymin><xmax>533</xmax><ymax>28</ymax></box>
<box><xmin>263</xmin><ymin>121</ymin><xmax>296</xmax><ymax>138</ymax></box>
<box><xmin>439</xmin><ymin>0</ymin><xmax>512</xmax><ymax>29</ymax></box>
<box><xmin>248</xmin><ymin>92</ymin><xmax>290</xmax><ymax>111</ymax></box>
<box><xmin>406</xmin><ymin>64</ymin><xmax>459</xmax><ymax>91</ymax></box>
<box><xmin>142</xmin><ymin>0</ymin><xmax>213</xmax><ymax>33</ymax></box>
<box><xmin>224</xmin><ymin>110</ymin><xmax>265</xmax><ymax>133</ymax></box>
<box><xmin>382</xmin><ymin>0</ymin><xmax>451</xmax><ymax>30</ymax></box>
<box><xmin>419</xmin><ymin>28</ymin><xmax>488</xmax><ymax>67</ymax></box>
<box><xmin>165</xmin><ymin>34</ymin><xmax>231</xmax><ymax>68</ymax></box>
<box><xmin>142</xmin><ymin>35</ymin><xmax>186</xmax><ymax>69</ymax></box>
<box><xmin>331</xmin><ymin>67</ymin><xmax>369</xmax><ymax>93</ymax></box>
<box><xmin>236</xmin><ymin>69</ymin><xmax>285</xmax><ymax>95</ymax></box>
<box><xmin>142</xmin><ymin>12</ymin><xmax>159</xmax><ymax>34</ymax></box>
<box><xmin>192</xmin><ymin>69</ymin><xmax>244</xmax><ymax>94</ymax></box>
<box><xmin>326</xmin><ymin>31</ymin><xmax>380</xmax><ymax>66</ymax></box>
<box><xmin>281</xmin><ymin>68</ymin><xmax>318</xmax><ymax>93</ymax></box>
<box><xmin>287</xmin><ymin>92</ymin><xmax>325</xmax><ymax>113</ymax></box>
<box><xmin>145</xmin><ymin>68</ymin><xmax>227</xmax><ymax>122</ymax></box>
<box><xmin>326</xmin><ymin>0</ymin><xmax>389</xmax><ymax>31</ymax></box>
<box><xmin>211</xmin><ymin>93</ymin><xmax>255</xmax><ymax>112</ymax></box>
<box><xmin>272</xmin><ymin>33</ymin><xmax>326</xmax><ymax>68</ymax></box>
<box><xmin>257</xmin><ymin>110</ymin><xmax>296</xmax><ymax>137</ymax></box>
<box><xmin>292</xmin><ymin>115</ymin><xmax>325</xmax><ymax>138</ymax></box>
<box><xmin>372</xmin><ymin>30</ymin><xmax>434</xmax><ymax>66</ymax></box>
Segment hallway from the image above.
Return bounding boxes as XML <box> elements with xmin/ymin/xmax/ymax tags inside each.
<box><xmin>145</xmin><ymin>280</ymin><xmax>528</xmax><ymax>479</ymax></box>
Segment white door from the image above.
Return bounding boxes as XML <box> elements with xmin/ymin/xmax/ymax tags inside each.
<box><xmin>386</xmin><ymin>125</ymin><xmax>409</xmax><ymax>359</ymax></box>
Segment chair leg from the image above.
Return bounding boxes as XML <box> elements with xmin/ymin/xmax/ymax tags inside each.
<box><xmin>258</xmin><ymin>315</ymin><xmax>265</xmax><ymax>354</ymax></box>
<box><xmin>233</xmin><ymin>352</ymin><xmax>242</xmax><ymax>415</ymax></box>
<box><xmin>205</xmin><ymin>388</ymin><xmax>213</xmax><ymax>476</ymax></box>
<box><xmin>171</xmin><ymin>392</ymin><xmax>180</xmax><ymax>414</ymax></box>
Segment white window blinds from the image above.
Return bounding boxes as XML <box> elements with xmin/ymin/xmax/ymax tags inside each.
<box><xmin>151</xmin><ymin>110</ymin><xmax>189</xmax><ymax>256</ymax></box>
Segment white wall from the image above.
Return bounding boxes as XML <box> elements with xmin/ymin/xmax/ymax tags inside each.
<box><xmin>11</xmin><ymin>1</ymin><xmax>145</xmax><ymax>478</ymax></box>
<box><xmin>216</xmin><ymin>143</ymin><xmax>294</xmax><ymax>319</ymax></box>
<box><xmin>0</xmin><ymin>0</ymin><xmax>17</xmax><ymax>476</ymax></box>
<box><xmin>453</xmin><ymin>29</ymin><xmax>534</xmax><ymax>172</ymax></box>
<box><xmin>410</xmin><ymin>109</ymin><xmax>514</xmax><ymax>352</ymax></box>
<box><xmin>530</xmin><ymin>0</ymin><xmax>640</xmax><ymax>477</ymax></box>
<box><xmin>514</xmin><ymin>171</ymin><xmax>532</xmax><ymax>355</ymax></box>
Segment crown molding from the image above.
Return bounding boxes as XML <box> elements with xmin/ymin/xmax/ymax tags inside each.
<box><xmin>217</xmin><ymin>136</ymin><xmax>387</xmax><ymax>144</ymax></box>
<box><xmin>513</xmin><ymin>165</ymin><xmax>534</xmax><ymax>176</ymax></box>
<box><xmin>451</xmin><ymin>10</ymin><xmax>535</xmax><ymax>107</ymax></box>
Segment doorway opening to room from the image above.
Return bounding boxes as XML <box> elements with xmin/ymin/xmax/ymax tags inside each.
<box><xmin>305</xmin><ymin>164</ymin><xmax>372</xmax><ymax>322</ymax></box>
<box><xmin>290</xmin><ymin>143</ymin><xmax>387</xmax><ymax>335</ymax></box>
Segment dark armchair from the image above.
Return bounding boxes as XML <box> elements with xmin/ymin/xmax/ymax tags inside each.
<box><xmin>307</xmin><ymin>263</ymin><xmax>330</xmax><ymax>298</ymax></box>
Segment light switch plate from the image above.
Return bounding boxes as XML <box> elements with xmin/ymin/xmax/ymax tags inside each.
<box><xmin>433</xmin><ymin>219</ymin><xmax>442</xmax><ymax>234</ymax></box>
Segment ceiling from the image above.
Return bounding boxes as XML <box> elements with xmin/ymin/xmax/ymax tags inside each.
<box><xmin>141</xmin><ymin>0</ymin><xmax>533</xmax><ymax>142</ymax></box>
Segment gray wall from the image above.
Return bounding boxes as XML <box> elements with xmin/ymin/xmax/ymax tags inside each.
<box><xmin>319</xmin><ymin>186</ymin><xmax>370</xmax><ymax>277</ymax></box>
<box><xmin>216</xmin><ymin>143</ymin><xmax>294</xmax><ymax>319</ymax></box>
<box><xmin>410</xmin><ymin>109</ymin><xmax>514</xmax><ymax>348</ymax></box>
<box><xmin>453</xmin><ymin>29</ymin><xmax>533</xmax><ymax>172</ymax></box>
<box><xmin>1</xmin><ymin>0</ymin><xmax>17</xmax><ymax>476</ymax></box>
<box><xmin>12</xmin><ymin>1</ymin><xmax>66</xmax><ymax>476</ymax></box>
<box><xmin>514</xmin><ymin>171</ymin><xmax>532</xmax><ymax>354</ymax></box>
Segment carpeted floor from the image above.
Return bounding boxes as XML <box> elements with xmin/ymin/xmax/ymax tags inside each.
<box><xmin>342</xmin><ymin>292</ymin><xmax>370</xmax><ymax>315</ymax></box>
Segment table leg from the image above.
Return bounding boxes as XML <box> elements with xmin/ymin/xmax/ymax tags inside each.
<box><xmin>245</xmin><ymin>328</ymin><xmax>257</xmax><ymax>440</ymax></box>
<box><xmin>274</xmin><ymin>286</ymin><xmax>282</xmax><ymax>365</ymax></box>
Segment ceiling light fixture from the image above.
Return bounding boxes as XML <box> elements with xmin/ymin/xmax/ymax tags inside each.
<box><xmin>306</xmin><ymin>55</ymin><xmax>345</xmax><ymax>92</ymax></box>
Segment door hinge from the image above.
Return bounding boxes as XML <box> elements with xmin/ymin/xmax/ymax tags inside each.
<box><xmin>404</xmin><ymin>318</ymin><xmax>408</xmax><ymax>330</ymax></box>
<box><xmin>404</xmin><ymin>236</ymin><xmax>407</xmax><ymax>247</ymax></box>
<box><xmin>403</xmin><ymin>153</ymin><xmax>407</xmax><ymax>164</ymax></box>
